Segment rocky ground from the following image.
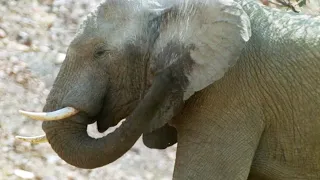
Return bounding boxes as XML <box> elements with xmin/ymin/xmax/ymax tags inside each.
<box><xmin>0</xmin><ymin>0</ymin><xmax>175</xmax><ymax>179</ymax></box>
<box><xmin>0</xmin><ymin>0</ymin><xmax>319</xmax><ymax>179</ymax></box>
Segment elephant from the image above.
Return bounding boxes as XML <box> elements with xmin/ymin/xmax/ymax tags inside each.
<box><xmin>16</xmin><ymin>0</ymin><xmax>320</xmax><ymax>179</ymax></box>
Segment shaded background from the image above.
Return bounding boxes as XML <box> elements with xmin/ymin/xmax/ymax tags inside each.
<box><xmin>0</xmin><ymin>0</ymin><xmax>319</xmax><ymax>179</ymax></box>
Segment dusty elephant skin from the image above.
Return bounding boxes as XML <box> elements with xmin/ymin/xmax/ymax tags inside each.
<box><xmin>17</xmin><ymin>0</ymin><xmax>320</xmax><ymax>179</ymax></box>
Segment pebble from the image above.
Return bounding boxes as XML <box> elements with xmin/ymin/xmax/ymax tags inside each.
<box><xmin>2</xmin><ymin>146</ymin><xmax>9</xmax><ymax>152</ymax></box>
<box><xmin>46</xmin><ymin>155</ymin><xmax>60</xmax><ymax>164</ymax></box>
<box><xmin>39</xmin><ymin>45</ymin><xmax>50</xmax><ymax>52</ymax></box>
<box><xmin>9</xmin><ymin>56</ymin><xmax>19</xmax><ymax>63</ymax></box>
<box><xmin>145</xmin><ymin>172</ymin><xmax>154</xmax><ymax>180</ymax></box>
<box><xmin>16</xmin><ymin>31</ymin><xmax>32</xmax><ymax>46</ymax></box>
<box><xmin>14</xmin><ymin>169</ymin><xmax>35</xmax><ymax>179</ymax></box>
<box><xmin>0</xmin><ymin>28</ymin><xmax>6</xmax><ymax>38</ymax></box>
<box><xmin>260</xmin><ymin>0</ymin><xmax>269</xmax><ymax>5</ymax></box>
<box><xmin>55</xmin><ymin>52</ymin><xmax>66</xmax><ymax>64</ymax></box>
<box><xmin>0</xmin><ymin>71</ymin><xmax>5</xmax><ymax>79</ymax></box>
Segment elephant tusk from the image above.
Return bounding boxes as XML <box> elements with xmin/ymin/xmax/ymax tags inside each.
<box><xmin>15</xmin><ymin>134</ymin><xmax>48</xmax><ymax>144</ymax></box>
<box><xmin>19</xmin><ymin>107</ymin><xmax>79</xmax><ymax>121</ymax></box>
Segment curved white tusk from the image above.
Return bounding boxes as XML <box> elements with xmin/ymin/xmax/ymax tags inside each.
<box><xmin>19</xmin><ymin>107</ymin><xmax>79</xmax><ymax>121</ymax></box>
<box><xmin>15</xmin><ymin>134</ymin><xmax>48</xmax><ymax>144</ymax></box>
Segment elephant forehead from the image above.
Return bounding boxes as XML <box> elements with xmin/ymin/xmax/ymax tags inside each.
<box><xmin>72</xmin><ymin>15</ymin><xmax>144</xmax><ymax>51</ymax></box>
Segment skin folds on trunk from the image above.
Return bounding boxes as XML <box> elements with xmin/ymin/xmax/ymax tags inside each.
<box><xmin>42</xmin><ymin>68</ymin><xmax>181</xmax><ymax>169</ymax></box>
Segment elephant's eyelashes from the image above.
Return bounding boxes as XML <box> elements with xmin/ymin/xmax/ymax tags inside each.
<box><xmin>94</xmin><ymin>49</ymin><xmax>107</xmax><ymax>58</ymax></box>
<box><xmin>94</xmin><ymin>43</ymin><xmax>110</xmax><ymax>59</ymax></box>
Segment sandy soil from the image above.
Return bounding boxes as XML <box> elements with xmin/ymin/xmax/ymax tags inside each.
<box><xmin>0</xmin><ymin>0</ymin><xmax>175</xmax><ymax>179</ymax></box>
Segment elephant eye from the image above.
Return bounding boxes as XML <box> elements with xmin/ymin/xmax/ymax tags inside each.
<box><xmin>94</xmin><ymin>49</ymin><xmax>107</xmax><ymax>58</ymax></box>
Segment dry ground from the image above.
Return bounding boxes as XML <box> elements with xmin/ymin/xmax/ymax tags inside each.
<box><xmin>0</xmin><ymin>0</ymin><xmax>175</xmax><ymax>179</ymax></box>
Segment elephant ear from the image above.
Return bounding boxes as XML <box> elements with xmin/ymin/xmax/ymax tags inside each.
<box><xmin>151</xmin><ymin>0</ymin><xmax>251</xmax><ymax>100</ymax></box>
<box><xmin>143</xmin><ymin>0</ymin><xmax>251</xmax><ymax>148</ymax></box>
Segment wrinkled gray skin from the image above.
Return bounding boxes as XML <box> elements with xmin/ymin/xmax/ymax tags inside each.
<box><xmin>39</xmin><ymin>0</ymin><xmax>320</xmax><ymax>179</ymax></box>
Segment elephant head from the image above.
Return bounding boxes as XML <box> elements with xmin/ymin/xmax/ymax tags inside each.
<box><xmin>18</xmin><ymin>0</ymin><xmax>251</xmax><ymax>169</ymax></box>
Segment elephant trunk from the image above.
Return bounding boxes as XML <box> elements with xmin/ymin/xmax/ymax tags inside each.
<box><xmin>42</xmin><ymin>69</ymin><xmax>176</xmax><ymax>169</ymax></box>
<box><xmin>42</xmin><ymin>114</ymin><xmax>144</xmax><ymax>169</ymax></box>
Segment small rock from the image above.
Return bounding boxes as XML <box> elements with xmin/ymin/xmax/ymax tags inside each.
<box><xmin>55</xmin><ymin>53</ymin><xmax>66</xmax><ymax>64</ymax></box>
<box><xmin>7</xmin><ymin>42</ymin><xmax>30</xmax><ymax>51</ymax></box>
<box><xmin>14</xmin><ymin>169</ymin><xmax>35</xmax><ymax>179</ymax></box>
<box><xmin>0</xmin><ymin>28</ymin><xmax>6</xmax><ymax>38</ymax></box>
<box><xmin>0</xmin><ymin>51</ymin><xmax>7</xmax><ymax>59</ymax></box>
<box><xmin>39</xmin><ymin>46</ymin><xmax>50</xmax><ymax>52</ymax></box>
<box><xmin>39</xmin><ymin>0</ymin><xmax>55</xmax><ymax>6</ymax></box>
<box><xmin>260</xmin><ymin>0</ymin><xmax>269</xmax><ymax>5</ymax></box>
<box><xmin>5</xmin><ymin>66</ymin><xmax>12</xmax><ymax>75</ymax></box>
<box><xmin>16</xmin><ymin>31</ymin><xmax>32</xmax><ymax>46</ymax></box>
<box><xmin>12</xmin><ymin>63</ymin><xmax>26</xmax><ymax>74</ymax></box>
<box><xmin>2</xmin><ymin>146</ymin><xmax>9</xmax><ymax>152</ymax></box>
<box><xmin>9</xmin><ymin>56</ymin><xmax>19</xmax><ymax>63</ymax></box>
<box><xmin>42</xmin><ymin>176</ymin><xmax>58</xmax><ymax>180</ymax></box>
<box><xmin>0</xmin><ymin>71</ymin><xmax>5</xmax><ymax>79</ymax></box>
<box><xmin>145</xmin><ymin>172</ymin><xmax>154</xmax><ymax>180</ymax></box>
<box><xmin>67</xmin><ymin>171</ymin><xmax>77</xmax><ymax>180</ymax></box>
<box><xmin>15</xmin><ymin>74</ymin><xmax>27</xmax><ymax>84</ymax></box>
<box><xmin>46</xmin><ymin>155</ymin><xmax>60</xmax><ymax>164</ymax></box>
<box><xmin>160</xmin><ymin>177</ymin><xmax>172</xmax><ymax>180</ymax></box>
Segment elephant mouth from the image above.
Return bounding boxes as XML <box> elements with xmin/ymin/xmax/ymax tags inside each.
<box><xmin>16</xmin><ymin>97</ymin><xmax>140</xmax><ymax>143</ymax></box>
<box><xmin>95</xmin><ymin>98</ymin><xmax>140</xmax><ymax>132</ymax></box>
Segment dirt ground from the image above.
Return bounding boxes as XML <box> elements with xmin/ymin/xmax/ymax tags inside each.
<box><xmin>0</xmin><ymin>0</ymin><xmax>175</xmax><ymax>179</ymax></box>
<box><xmin>0</xmin><ymin>0</ymin><xmax>319</xmax><ymax>179</ymax></box>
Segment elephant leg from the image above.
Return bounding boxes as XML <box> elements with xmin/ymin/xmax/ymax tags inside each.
<box><xmin>171</xmin><ymin>85</ymin><xmax>265</xmax><ymax>180</ymax></box>
<box><xmin>173</xmin><ymin>113</ymin><xmax>264</xmax><ymax>179</ymax></box>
